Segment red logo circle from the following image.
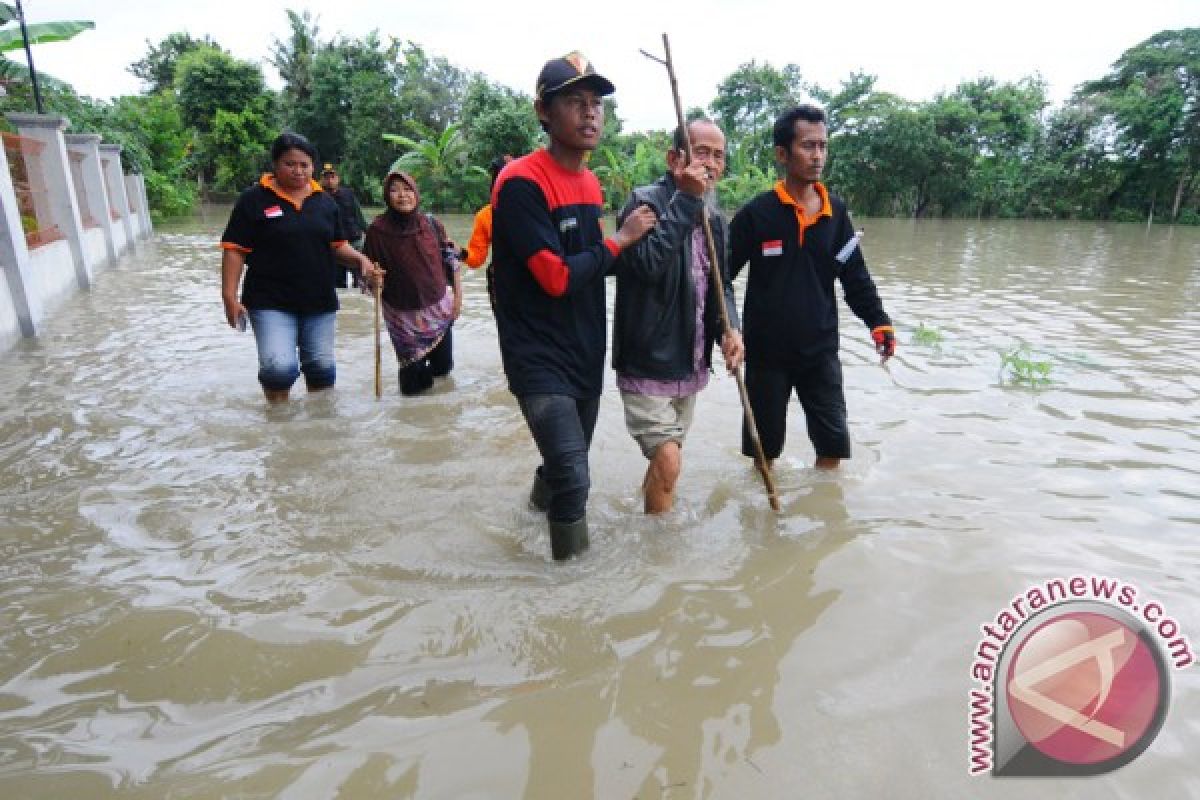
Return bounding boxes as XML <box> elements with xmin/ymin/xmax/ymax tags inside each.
<box><xmin>1005</xmin><ymin>611</ymin><xmax>1163</xmax><ymax>765</ymax></box>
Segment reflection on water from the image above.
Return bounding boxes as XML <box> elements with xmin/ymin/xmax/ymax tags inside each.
<box><xmin>0</xmin><ymin>214</ymin><xmax>1197</xmax><ymax>797</ymax></box>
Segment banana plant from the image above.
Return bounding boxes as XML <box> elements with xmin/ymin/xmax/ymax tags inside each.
<box><xmin>0</xmin><ymin>1</ymin><xmax>94</xmax><ymax>110</ymax></box>
<box><xmin>382</xmin><ymin>124</ymin><xmax>469</xmax><ymax>209</ymax></box>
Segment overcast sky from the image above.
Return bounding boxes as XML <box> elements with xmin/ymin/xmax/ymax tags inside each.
<box><xmin>20</xmin><ymin>0</ymin><xmax>1199</xmax><ymax>132</ymax></box>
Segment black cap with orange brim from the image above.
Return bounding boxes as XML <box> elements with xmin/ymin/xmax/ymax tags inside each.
<box><xmin>536</xmin><ymin>51</ymin><xmax>615</xmax><ymax>102</ymax></box>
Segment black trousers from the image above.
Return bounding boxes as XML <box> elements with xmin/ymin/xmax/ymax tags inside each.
<box><xmin>518</xmin><ymin>393</ymin><xmax>600</xmax><ymax>523</ymax></box>
<box><xmin>742</xmin><ymin>354</ymin><xmax>851</xmax><ymax>460</ymax></box>
<box><xmin>398</xmin><ymin>327</ymin><xmax>453</xmax><ymax>395</ymax></box>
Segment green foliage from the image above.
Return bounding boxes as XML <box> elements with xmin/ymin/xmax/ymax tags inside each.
<box><xmin>128</xmin><ymin>32</ymin><xmax>217</xmax><ymax>94</ymax></box>
<box><xmin>383</xmin><ymin>124</ymin><xmax>469</xmax><ymax>210</ymax></box>
<box><xmin>911</xmin><ymin>323</ymin><xmax>943</xmax><ymax>346</ymax></box>
<box><xmin>710</xmin><ymin>60</ymin><xmax>806</xmax><ymax>173</ymax></box>
<box><xmin>342</xmin><ymin>66</ymin><xmax>406</xmax><ymax>202</ymax></box>
<box><xmin>142</xmin><ymin>170</ymin><xmax>196</xmax><ymax>218</ymax></box>
<box><xmin>172</xmin><ymin>46</ymin><xmax>274</xmax><ymax>192</ymax></box>
<box><xmin>1077</xmin><ymin>28</ymin><xmax>1200</xmax><ymax>222</ymax></box>
<box><xmin>268</xmin><ymin>10</ymin><xmax>319</xmax><ymax>104</ymax></box>
<box><xmin>207</xmin><ymin>97</ymin><xmax>276</xmax><ymax>192</ymax></box>
<box><xmin>7</xmin><ymin>11</ymin><xmax>1195</xmax><ymax>225</ymax></box>
<box><xmin>396</xmin><ymin>42</ymin><xmax>470</xmax><ymax>135</ymax></box>
<box><xmin>101</xmin><ymin>91</ymin><xmax>196</xmax><ymax>214</ymax></box>
<box><xmin>460</xmin><ymin>77</ymin><xmax>540</xmax><ymax>168</ymax></box>
<box><xmin>592</xmin><ymin>132</ymin><xmax>670</xmax><ymax>211</ymax></box>
<box><xmin>0</xmin><ymin>19</ymin><xmax>93</xmax><ymax>52</ymax></box>
<box><xmin>283</xmin><ymin>33</ymin><xmax>414</xmax><ymax>201</ymax></box>
<box><xmin>174</xmin><ymin>47</ymin><xmax>268</xmax><ymax>134</ymax></box>
<box><xmin>999</xmin><ymin>344</ymin><xmax>1053</xmax><ymax>387</ymax></box>
<box><xmin>0</xmin><ymin>3</ymin><xmax>93</xmax><ymax>94</ymax></box>
<box><xmin>717</xmin><ymin>145</ymin><xmax>773</xmax><ymax>209</ymax></box>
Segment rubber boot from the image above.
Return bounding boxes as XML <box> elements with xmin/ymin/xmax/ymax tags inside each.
<box><xmin>549</xmin><ymin>516</ymin><xmax>589</xmax><ymax>561</ymax></box>
<box><xmin>399</xmin><ymin>364</ymin><xmax>433</xmax><ymax>396</ymax></box>
<box><xmin>529</xmin><ymin>468</ymin><xmax>551</xmax><ymax>512</ymax></box>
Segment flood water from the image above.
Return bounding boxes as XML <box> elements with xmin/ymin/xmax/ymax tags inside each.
<box><xmin>1</xmin><ymin>209</ymin><xmax>1198</xmax><ymax>798</ymax></box>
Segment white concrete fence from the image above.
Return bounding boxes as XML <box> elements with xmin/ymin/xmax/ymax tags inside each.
<box><xmin>0</xmin><ymin>113</ymin><xmax>153</xmax><ymax>352</ymax></box>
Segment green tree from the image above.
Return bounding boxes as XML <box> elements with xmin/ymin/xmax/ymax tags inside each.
<box><xmin>950</xmin><ymin>77</ymin><xmax>1048</xmax><ymax>217</ymax></box>
<box><xmin>342</xmin><ymin>67</ymin><xmax>405</xmax><ymax>201</ymax></box>
<box><xmin>174</xmin><ymin>47</ymin><xmax>268</xmax><ymax>133</ymax></box>
<box><xmin>268</xmin><ymin>9</ymin><xmax>319</xmax><ymax>104</ymax></box>
<box><xmin>383</xmin><ymin>124</ymin><xmax>469</xmax><ymax>210</ymax></box>
<box><xmin>395</xmin><ymin>42</ymin><xmax>470</xmax><ymax>135</ymax></box>
<box><xmin>1079</xmin><ymin>28</ymin><xmax>1200</xmax><ymax>222</ymax></box>
<box><xmin>287</xmin><ymin>33</ymin><xmax>398</xmax><ymax>181</ymax></box>
<box><xmin>1025</xmin><ymin>101</ymin><xmax>1120</xmax><ymax>218</ymax></box>
<box><xmin>460</xmin><ymin>76</ymin><xmax>540</xmax><ymax>167</ymax></box>
<box><xmin>127</xmin><ymin>32</ymin><xmax>217</xmax><ymax>94</ymax></box>
<box><xmin>710</xmin><ymin>60</ymin><xmax>806</xmax><ymax>172</ymax></box>
<box><xmin>207</xmin><ymin>96</ymin><xmax>276</xmax><ymax>192</ymax></box>
<box><xmin>103</xmin><ymin>91</ymin><xmax>196</xmax><ymax>216</ymax></box>
<box><xmin>592</xmin><ymin>132</ymin><xmax>669</xmax><ymax>211</ymax></box>
<box><xmin>174</xmin><ymin>47</ymin><xmax>273</xmax><ymax>194</ymax></box>
<box><xmin>810</xmin><ymin>71</ymin><xmax>878</xmax><ymax>136</ymax></box>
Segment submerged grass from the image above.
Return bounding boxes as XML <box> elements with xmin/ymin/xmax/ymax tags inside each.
<box><xmin>911</xmin><ymin>323</ymin><xmax>943</xmax><ymax>346</ymax></box>
<box><xmin>999</xmin><ymin>344</ymin><xmax>1053</xmax><ymax>388</ymax></box>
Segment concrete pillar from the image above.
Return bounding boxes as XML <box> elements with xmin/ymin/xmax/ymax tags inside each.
<box><xmin>64</xmin><ymin>133</ymin><xmax>117</xmax><ymax>266</ymax></box>
<box><xmin>0</xmin><ymin>138</ymin><xmax>41</xmax><ymax>336</ymax></box>
<box><xmin>124</xmin><ymin>173</ymin><xmax>148</xmax><ymax>238</ymax></box>
<box><xmin>6</xmin><ymin>113</ymin><xmax>92</xmax><ymax>288</ymax></box>
<box><xmin>98</xmin><ymin>143</ymin><xmax>136</xmax><ymax>251</ymax></box>
<box><xmin>138</xmin><ymin>174</ymin><xmax>153</xmax><ymax>235</ymax></box>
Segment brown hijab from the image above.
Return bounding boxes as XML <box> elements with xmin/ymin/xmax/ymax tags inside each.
<box><xmin>364</xmin><ymin>171</ymin><xmax>447</xmax><ymax>311</ymax></box>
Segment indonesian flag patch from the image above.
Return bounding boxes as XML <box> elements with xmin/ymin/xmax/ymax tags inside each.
<box><xmin>264</xmin><ymin>205</ymin><xmax>283</xmax><ymax>219</ymax></box>
<box><xmin>761</xmin><ymin>239</ymin><xmax>783</xmax><ymax>257</ymax></box>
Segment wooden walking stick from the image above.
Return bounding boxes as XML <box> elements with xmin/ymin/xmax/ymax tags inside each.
<box><xmin>372</xmin><ymin>267</ymin><xmax>383</xmax><ymax>400</ymax></box>
<box><xmin>641</xmin><ymin>33</ymin><xmax>780</xmax><ymax>511</ymax></box>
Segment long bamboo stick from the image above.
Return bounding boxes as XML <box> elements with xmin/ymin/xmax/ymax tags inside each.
<box><xmin>373</xmin><ymin>275</ymin><xmax>382</xmax><ymax>400</ymax></box>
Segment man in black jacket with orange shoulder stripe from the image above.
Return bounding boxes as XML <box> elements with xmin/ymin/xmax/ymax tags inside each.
<box><xmin>491</xmin><ymin>52</ymin><xmax>655</xmax><ymax>560</ymax></box>
<box><xmin>729</xmin><ymin>105</ymin><xmax>897</xmax><ymax>470</ymax></box>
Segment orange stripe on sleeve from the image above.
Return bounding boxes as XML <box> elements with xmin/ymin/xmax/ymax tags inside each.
<box><xmin>221</xmin><ymin>242</ymin><xmax>252</xmax><ymax>254</ymax></box>
<box><xmin>527</xmin><ymin>248</ymin><xmax>569</xmax><ymax>297</ymax></box>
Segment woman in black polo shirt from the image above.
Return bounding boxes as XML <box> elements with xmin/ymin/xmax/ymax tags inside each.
<box><xmin>220</xmin><ymin>132</ymin><xmax>375</xmax><ymax>402</ymax></box>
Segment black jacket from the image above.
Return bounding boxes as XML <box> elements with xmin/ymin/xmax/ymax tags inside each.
<box><xmin>331</xmin><ymin>186</ymin><xmax>367</xmax><ymax>240</ymax></box>
<box><xmin>491</xmin><ymin>149</ymin><xmax>617</xmax><ymax>397</ymax></box>
<box><xmin>612</xmin><ymin>173</ymin><xmax>740</xmax><ymax>380</ymax></box>
<box><xmin>730</xmin><ymin>184</ymin><xmax>890</xmax><ymax>368</ymax></box>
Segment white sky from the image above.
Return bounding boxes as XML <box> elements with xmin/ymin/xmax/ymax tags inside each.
<box><xmin>20</xmin><ymin>0</ymin><xmax>1200</xmax><ymax>132</ymax></box>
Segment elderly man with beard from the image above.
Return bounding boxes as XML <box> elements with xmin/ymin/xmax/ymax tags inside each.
<box><xmin>612</xmin><ymin>118</ymin><xmax>745</xmax><ymax>514</ymax></box>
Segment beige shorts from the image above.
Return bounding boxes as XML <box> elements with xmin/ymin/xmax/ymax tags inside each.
<box><xmin>620</xmin><ymin>391</ymin><xmax>697</xmax><ymax>458</ymax></box>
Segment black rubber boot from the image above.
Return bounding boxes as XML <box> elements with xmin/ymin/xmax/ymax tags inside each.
<box><xmin>529</xmin><ymin>468</ymin><xmax>551</xmax><ymax>512</ymax></box>
<box><xmin>399</xmin><ymin>364</ymin><xmax>433</xmax><ymax>396</ymax></box>
<box><xmin>549</xmin><ymin>516</ymin><xmax>589</xmax><ymax>561</ymax></box>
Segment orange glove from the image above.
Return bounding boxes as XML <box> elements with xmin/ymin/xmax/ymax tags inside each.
<box><xmin>872</xmin><ymin>325</ymin><xmax>896</xmax><ymax>360</ymax></box>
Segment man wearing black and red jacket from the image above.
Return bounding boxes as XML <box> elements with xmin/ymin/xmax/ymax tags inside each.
<box><xmin>729</xmin><ymin>105</ymin><xmax>897</xmax><ymax>470</ymax></box>
<box><xmin>490</xmin><ymin>51</ymin><xmax>655</xmax><ymax>560</ymax></box>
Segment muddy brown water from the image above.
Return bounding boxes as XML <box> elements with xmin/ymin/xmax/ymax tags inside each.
<box><xmin>1</xmin><ymin>210</ymin><xmax>1198</xmax><ymax>798</ymax></box>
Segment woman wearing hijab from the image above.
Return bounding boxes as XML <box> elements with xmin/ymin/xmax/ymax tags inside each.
<box><xmin>363</xmin><ymin>171</ymin><xmax>462</xmax><ymax>395</ymax></box>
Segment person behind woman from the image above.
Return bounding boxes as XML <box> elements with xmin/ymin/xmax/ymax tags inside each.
<box><xmin>461</xmin><ymin>155</ymin><xmax>512</xmax><ymax>269</ymax></box>
<box><xmin>363</xmin><ymin>171</ymin><xmax>462</xmax><ymax>396</ymax></box>
<box><xmin>220</xmin><ymin>132</ymin><xmax>374</xmax><ymax>403</ymax></box>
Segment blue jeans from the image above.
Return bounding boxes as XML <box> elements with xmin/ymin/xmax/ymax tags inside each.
<box><xmin>247</xmin><ymin>309</ymin><xmax>336</xmax><ymax>391</ymax></box>
<box><xmin>518</xmin><ymin>394</ymin><xmax>599</xmax><ymax>523</ymax></box>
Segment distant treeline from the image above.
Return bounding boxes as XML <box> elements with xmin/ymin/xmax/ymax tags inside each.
<box><xmin>1</xmin><ymin>12</ymin><xmax>1195</xmax><ymax>224</ymax></box>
